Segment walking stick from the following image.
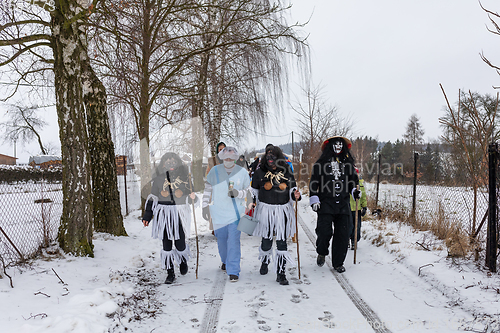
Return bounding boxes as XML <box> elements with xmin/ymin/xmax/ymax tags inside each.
<box><xmin>294</xmin><ymin>149</ymin><xmax>303</xmax><ymax>279</ymax></box>
<box><xmin>188</xmin><ymin>172</ymin><xmax>200</xmax><ymax>279</ymax></box>
<box><xmin>353</xmin><ymin>185</ymin><xmax>360</xmax><ymax>265</ymax></box>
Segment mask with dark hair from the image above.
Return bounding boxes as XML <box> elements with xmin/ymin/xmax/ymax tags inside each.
<box><xmin>164</xmin><ymin>158</ymin><xmax>178</xmax><ymax>171</ymax></box>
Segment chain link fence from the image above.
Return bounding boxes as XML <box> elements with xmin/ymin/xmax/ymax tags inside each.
<box><xmin>365</xmin><ymin>151</ymin><xmax>498</xmax><ymax>264</ymax></box>
<box><xmin>0</xmin><ymin>167</ymin><xmax>63</xmax><ymax>269</ymax></box>
<box><xmin>0</xmin><ymin>164</ymin><xmax>141</xmax><ymax>272</ymax></box>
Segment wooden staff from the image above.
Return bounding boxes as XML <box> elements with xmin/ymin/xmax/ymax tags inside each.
<box><xmin>353</xmin><ymin>184</ymin><xmax>360</xmax><ymax>264</ymax></box>
<box><xmin>188</xmin><ymin>173</ymin><xmax>200</xmax><ymax>279</ymax></box>
<box><xmin>294</xmin><ymin>149</ymin><xmax>303</xmax><ymax>279</ymax></box>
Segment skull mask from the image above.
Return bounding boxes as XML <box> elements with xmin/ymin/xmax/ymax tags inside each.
<box><xmin>332</xmin><ymin>140</ymin><xmax>343</xmax><ymax>155</ymax></box>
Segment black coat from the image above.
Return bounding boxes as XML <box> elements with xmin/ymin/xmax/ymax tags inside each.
<box><xmin>252</xmin><ymin>166</ymin><xmax>296</xmax><ymax>205</ymax></box>
<box><xmin>309</xmin><ymin>157</ymin><xmax>358</xmax><ymax>215</ymax></box>
<box><xmin>143</xmin><ymin>169</ymin><xmax>194</xmax><ymax>221</ymax></box>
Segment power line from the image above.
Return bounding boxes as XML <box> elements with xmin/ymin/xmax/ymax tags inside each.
<box><xmin>0</xmin><ymin>81</ymin><xmax>52</xmax><ymax>87</ymax></box>
<box><xmin>239</xmin><ymin>123</ymin><xmax>291</xmax><ymax>138</ymax></box>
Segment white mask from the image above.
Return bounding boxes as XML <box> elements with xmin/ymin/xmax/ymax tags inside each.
<box><xmin>333</xmin><ymin>141</ymin><xmax>343</xmax><ymax>154</ymax></box>
<box><xmin>223</xmin><ymin>160</ymin><xmax>235</xmax><ymax>168</ymax></box>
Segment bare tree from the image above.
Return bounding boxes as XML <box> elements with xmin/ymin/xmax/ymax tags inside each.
<box><xmin>439</xmin><ymin>85</ymin><xmax>500</xmax><ymax>243</ymax></box>
<box><xmin>480</xmin><ymin>2</ymin><xmax>500</xmax><ymax>78</ymax></box>
<box><xmin>1</xmin><ymin>104</ymin><xmax>50</xmax><ymax>155</ymax></box>
<box><xmin>90</xmin><ymin>0</ymin><xmax>308</xmax><ymax>192</ymax></box>
<box><xmin>0</xmin><ymin>0</ymin><xmax>126</xmax><ymax>256</ymax></box>
<box><xmin>291</xmin><ymin>83</ymin><xmax>353</xmax><ymax>171</ymax></box>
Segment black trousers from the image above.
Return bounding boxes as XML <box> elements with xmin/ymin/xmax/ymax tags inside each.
<box><xmin>261</xmin><ymin>216</ymin><xmax>287</xmax><ymax>252</ymax></box>
<box><xmin>315</xmin><ymin>213</ymin><xmax>349</xmax><ymax>268</ymax></box>
<box><xmin>162</xmin><ymin>222</ymin><xmax>186</xmax><ymax>252</ymax></box>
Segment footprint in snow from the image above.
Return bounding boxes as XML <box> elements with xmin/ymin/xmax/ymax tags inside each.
<box><xmin>318</xmin><ymin>311</ymin><xmax>336</xmax><ymax>329</ymax></box>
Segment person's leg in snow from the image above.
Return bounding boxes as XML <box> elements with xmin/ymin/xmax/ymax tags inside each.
<box><xmin>162</xmin><ymin>232</ymin><xmax>176</xmax><ymax>284</ymax></box>
<box><xmin>259</xmin><ymin>238</ymin><xmax>273</xmax><ymax>275</ymax></box>
<box><xmin>331</xmin><ymin>213</ymin><xmax>349</xmax><ymax>273</ymax></box>
<box><xmin>315</xmin><ymin>213</ymin><xmax>333</xmax><ymax>267</ymax></box>
<box><xmin>173</xmin><ymin>225</ymin><xmax>189</xmax><ymax>275</ymax></box>
<box><xmin>214</xmin><ymin>222</ymin><xmax>241</xmax><ymax>281</ymax></box>
<box><xmin>275</xmin><ymin>239</ymin><xmax>289</xmax><ymax>285</ymax></box>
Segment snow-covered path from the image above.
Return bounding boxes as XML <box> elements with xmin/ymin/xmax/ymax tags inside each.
<box><xmin>1</xmin><ymin>197</ymin><xmax>499</xmax><ymax>333</ymax></box>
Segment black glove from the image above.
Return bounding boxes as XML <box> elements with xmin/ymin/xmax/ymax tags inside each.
<box><xmin>228</xmin><ymin>189</ymin><xmax>239</xmax><ymax>198</ymax></box>
<box><xmin>188</xmin><ymin>193</ymin><xmax>198</xmax><ymax>204</ymax></box>
<box><xmin>142</xmin><ymin>210</ymin><xmax>153</xmax><ymax>222</ymax></box>
<box><xmin>202</xmin><ymin>206</ymin><xmax>210</xmax><ymax>221</ymax></box>
<box><xmin>361</xmin><ymin>207</ymin><xmax>367</xmax><ymax>217</ymax></box>
<box><xmin>353</xmin><ymin>189</ymin><xmax>361</xmax><ymax>200</ymax></box>
<box><xmin>311</xmin><ymin>202</ymin><xmax>320</xmax><ymax>212</ymax></box>
<box><xmin>292</xmin><ymin>189</ymin><xmax>302</xmax><ymax>201</ymax></box>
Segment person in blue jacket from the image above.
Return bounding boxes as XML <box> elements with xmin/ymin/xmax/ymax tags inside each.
<box><xmin>202</xmin><ymin>146</ymin><xmax>251</xmax><ymax>282</ymax></box>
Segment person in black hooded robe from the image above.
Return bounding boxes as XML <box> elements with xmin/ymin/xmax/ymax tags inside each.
<box><xmin>309</xmin><ymin>136</ymin><xmax>360</xmax><ymax>273</ymax></box>
<box><xmin>142</xmin><ymin>152</ymin><xmax>198</xmax><ymax>284</ymax></box>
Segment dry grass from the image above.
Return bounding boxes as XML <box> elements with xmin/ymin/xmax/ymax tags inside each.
<box><xmin>368</xmin><ymin>193</ymin><xmax>471</xmax><ymax>258</ymax></box>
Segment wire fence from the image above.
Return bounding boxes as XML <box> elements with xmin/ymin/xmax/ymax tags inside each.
<box><xmin>0</xmin><ymin>176</ymin><xmax>63</xmax><ymax>267</ymax></box>
<box><xmin>365</xmin><ymin>150</ymin><xmax>499</xmax><ymax>269</ymax></box>
<box><xmin>0</xmin><ymin>165</ymin><xmax>141</xmax><ymax>271</ymax></box>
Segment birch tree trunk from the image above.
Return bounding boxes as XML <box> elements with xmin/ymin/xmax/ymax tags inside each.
<box><xmin>51</xmin><ymin>2</ymin><xmax>94</xmax><ymax>256</ymax></box>
<box><xmin>83</xmin><ymin>63</ymin><xmax>127</xmax><ymax>236</ymax></box>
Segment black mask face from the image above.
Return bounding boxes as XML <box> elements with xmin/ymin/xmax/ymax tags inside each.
<box><xmin>266</xmin><ymin>153</ymin><xmax>277</xmax><ymax>168</ymax></box>
<box><xmin>164</xmin><ymin>159</ymin><xmax>178</xmax><ymax>171</ymax></box>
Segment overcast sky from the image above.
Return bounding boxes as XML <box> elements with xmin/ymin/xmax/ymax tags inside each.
<box><xmin>276</xmin><ymin>0</ymin><xmax>500</xmax><ymax>145</ymax></box>
<box><xmin>1</xmin><ymin>0</ymin><xmax>500</xmax><ymax>162</ymax></box>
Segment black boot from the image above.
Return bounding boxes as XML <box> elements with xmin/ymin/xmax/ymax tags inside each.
<box><xmin>180</xmin><ymin>259</ymin><xmax>188</xmax><ymax>275</ymax></box>
<box><xmin>260</xmin><ymin>262</ymin><xmax>269</xmax><ymax>275</ymax></box>
<box><xmin>317</xmin><ymin>254</ymin><xmax>325</xmax><ymax>267</ymax></box>
<box><xmin>276</xmin><ymin>273</ymin><xmax>289</xmax><ymax>285</ymax></box>
<box><xmin>165</xmin><ymin>269</ymin><xmax>175</xmax><ymax>284</ymax></box>
<box><xmin>276</xmin><ymin>257</ymin><xmax>289</xmax><ymax>285</ymax></box>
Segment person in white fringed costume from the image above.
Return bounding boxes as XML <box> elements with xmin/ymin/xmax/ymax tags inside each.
<box><xmin>142</xmin><ymin>152</ymin><xmax>198</xmax><ymax>284</ymax></box>
<box><xmin>251</xmin><ymin>145</ymin><xmax>301</xmax><ymax>285</ymax></box>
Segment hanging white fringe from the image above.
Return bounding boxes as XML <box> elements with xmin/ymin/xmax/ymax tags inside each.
<box><xmin>149</xmin><ymin>202</ymin><xmax>192</xmax><ymax>241</ymax></box>
<box><xmin>253</xmin><ymin>201</ymin><xmax>296</xmax><ymax>241</ymax></box>
<box><xmin>273</xmin><ymin>250</ymin><xmax>296</xmax><ymax>274</ymax></box>
<box><xmin>160</xmin><ymin>250</ymin><xmax>176</xmax><ymax>270</ymax></box>
<box><xmin>258</xmin><ymin>246</ymin><xmax>273</xmax><ymax>264</ymax></box>
<box><xmin>174</xmin><ymin>246</ymin><xmax>191</xmax><ymax>264</ymax></box>
<box><xmin>145</xmin><ymin>194</ymin><xmax>159</xmax><ymax>211</ymax></box>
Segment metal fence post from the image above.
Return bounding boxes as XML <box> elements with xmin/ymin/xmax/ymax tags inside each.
<box><xmin>487</xmin><ymin>143</ymin><xmax>497</xmax><ymax>272</ymax></box>
<box><xmin>123</xmin><ymin>155</ymin><xmax>129</xmax><ymax>216</ymax></box>
<box><xmin>412</xmin><ymin>152</ymin><xmax>418</xmax><ymax>220</ymax></box>
<box><xmin>375</xmin><ymin>153</ymin><xmax>381</xmax><ymax>208</ymax></box>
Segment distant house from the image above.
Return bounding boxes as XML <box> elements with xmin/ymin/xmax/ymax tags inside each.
<box><xmin>0</xmin><ymin>153</ymin><xmax>17</xmax><ymax>165</ymax></box>
<box><xmin>28</xmin><ymin>155</ymin><xmax>62</xmax><ymax>169</ymax></box>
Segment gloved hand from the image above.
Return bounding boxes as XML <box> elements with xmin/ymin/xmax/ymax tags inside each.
<box><xmin>311</xmin><ymin>202</ymin><xmax>320</xmax><ymax>212</ymax></box>
<box><xmin>228</xmin><ymin>189</ymin><xmax>239</xmax><ymax>198</ymax></box>
<box><xmin>361</xmin><ymin>207</ymin><xmax>367</xmax><ymax>217</ymax></box>
<box><xmin>292</xmin><ymin>189</ymin><xmax>301</xmax><ymax>201</ymax></box>
<box><xmin>352</xmin><ymin>189</ymin><xmax>361</xmax><ymax>200</ymax></box>
<box><xmin>202</xmin><ymin>206</ymin><xmax>210</xmax><ymax>221</ymax></box>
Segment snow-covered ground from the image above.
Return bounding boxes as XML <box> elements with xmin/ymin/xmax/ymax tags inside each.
<box><xmin>1</xmin><ymin>190</ymin><xmax>499</xmax><ymax>333</ymax></box>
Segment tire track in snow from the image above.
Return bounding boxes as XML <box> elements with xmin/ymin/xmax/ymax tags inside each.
<box><xmin>298</xmin><ymin>214</ymin><xmax>393</xmax><ymax>333</ymax></box>
<box><xmin>198</xmin><ymin>268</ymin><xmax>227</xmax><ymax>333</ymax></box>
